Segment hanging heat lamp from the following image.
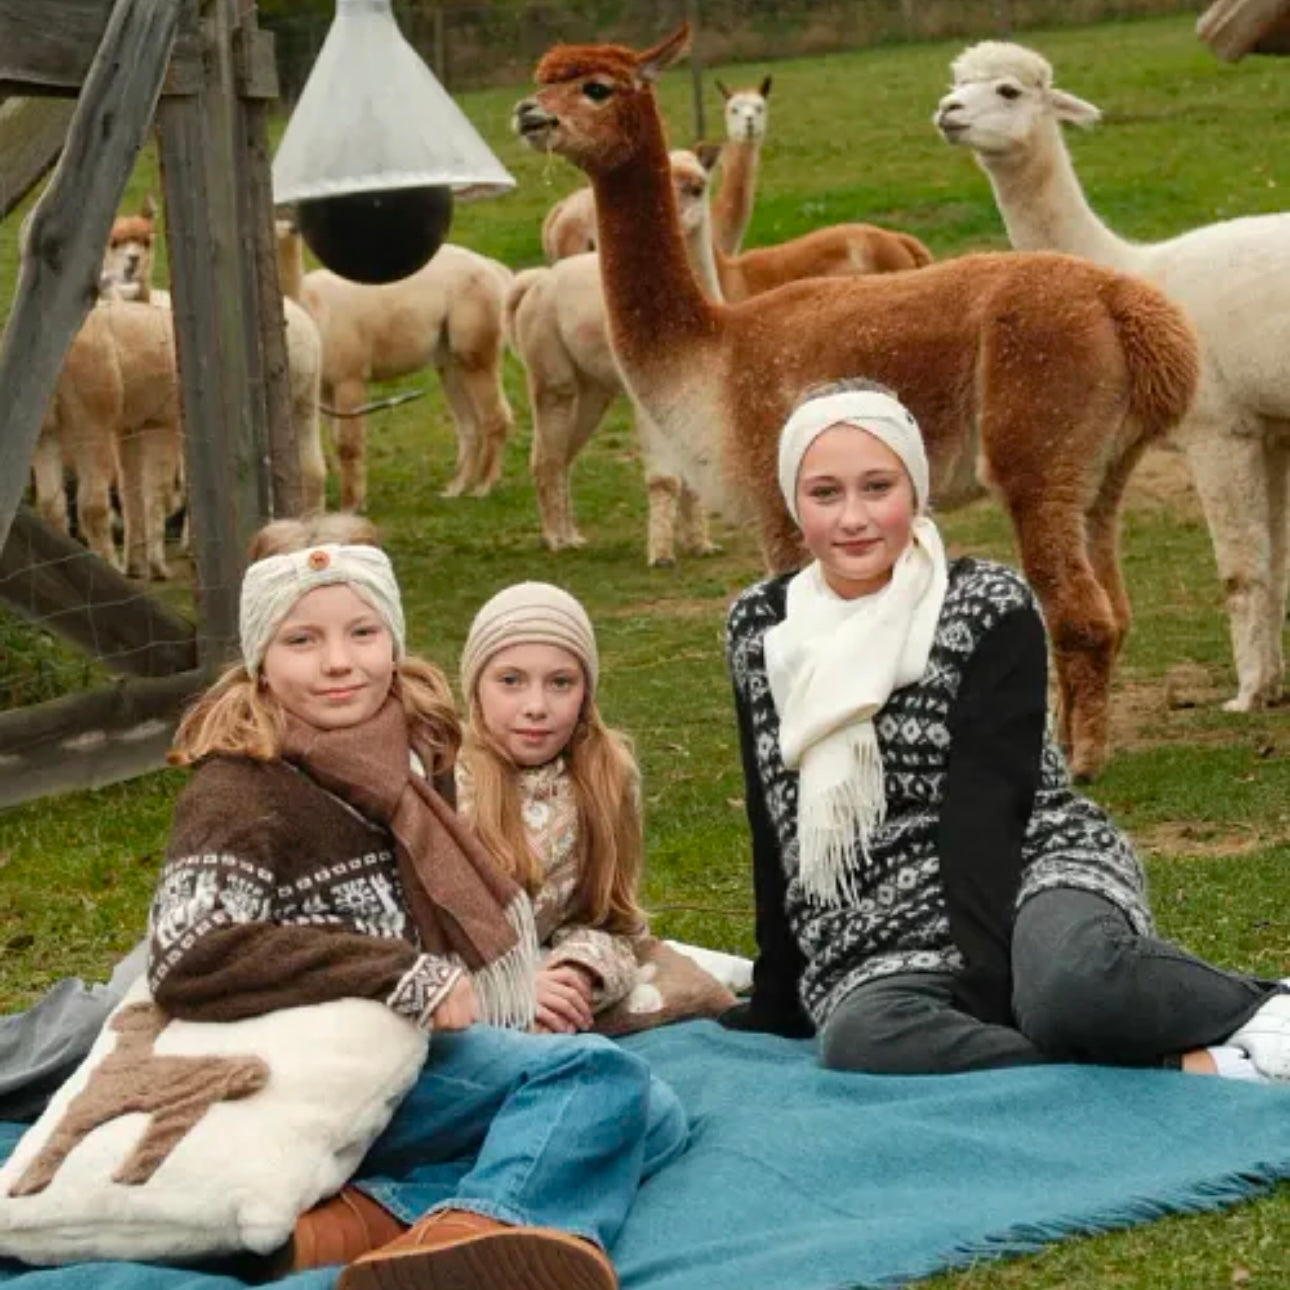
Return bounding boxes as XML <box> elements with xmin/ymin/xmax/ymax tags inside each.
<box><xmin>272</xmin><ymin>0</ymin><xmax>515</xmax><ymax>283</ymax></box>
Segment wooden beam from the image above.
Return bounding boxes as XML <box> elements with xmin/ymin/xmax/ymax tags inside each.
<box><xmin>0</xmin><ymin>667</ymin><xmax>206</xmax><ymax>808</ymax></box>
<box><xmin>0</xmin><ymin>0</ymin><xmax>181</xmax><ymax>559</ymax></box>
<box><xmin>0</xmin><ymin>507</ymin><xmax>197</xmax><ymax>677</ymax></box>
<box><xmin>156</xmin><ymin>0</ymin><xmax>273</xmax><ymax>666</ymax></box>
<box><xmin>0</xmin><ymin>97</ymin><xmax>76</xmax><ymax>221</ymax></box>
<box><xmin>0</xmin><ymin>0</ymin><xmax>207</xmax><ymax>97</ymax></box>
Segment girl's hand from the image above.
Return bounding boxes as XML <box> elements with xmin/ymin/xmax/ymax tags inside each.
<box><xmin>431</xmin><ymin>975</ymin><xmax>478</xmax><ymax>1031</ymax></box>
<box><xmin>534</xmin><ymin>963</ymin><xmax>596</xmax><ymax>1034</ymax></box>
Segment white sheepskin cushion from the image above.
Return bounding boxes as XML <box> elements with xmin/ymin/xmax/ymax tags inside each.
<box><xmin>0</xmin><ymin>979</ymin><xmax>428</xmax><ymax>1266</ymax></box>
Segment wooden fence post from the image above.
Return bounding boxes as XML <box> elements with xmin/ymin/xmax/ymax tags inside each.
<box><xmin>687</xmin><ymin>0</ymin><xmax>705</xmax><ymax>141</ymax></box>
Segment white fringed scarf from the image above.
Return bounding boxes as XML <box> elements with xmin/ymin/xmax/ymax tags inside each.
<box><xmin>763</xmin><ymin>390</ymin><xmax>949</xmax><ymax>907</ymax></box>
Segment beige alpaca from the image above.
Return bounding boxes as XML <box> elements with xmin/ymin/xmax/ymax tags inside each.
<box><xmin>711</xmin><ymin>76</ymin><xmax>770</xmax><ymax>255</ymax></box>
<box><xmin>541</xmin><ymin>186</ymin><xmax>598</xmax><ymax>261</ymax></box>
<box><xmin>514</xmin><ymin>27</ymin><xmax>1200</xmax><ymax>780</ymax></box>
<box><xmin>9</xmin><ymin>1003</ymin><xmax>267</xmax><ymax>1195</ymax></box>
<box><xmin>32</xmin><ymin>301</ymin><xmax>182</xmax><ymax>580</ymax></box>
<box><xmin>96</xmin><ymin>200</ymin><xmax>326</xmax><ymax>518</ymax></box>
<box><xmin>509</xmin><ymin>149</ymin><xmax>722</xmax><ymax>564</ymax></box>
<box><xmin>937</xmin><ymin>42</ymin><xmax>1290</xmax><ymax>712</ymax></box>
<box><xmin>278</xmin><ymin>230</ymin><xmax>514</xmax><ymax>510</ymax></box>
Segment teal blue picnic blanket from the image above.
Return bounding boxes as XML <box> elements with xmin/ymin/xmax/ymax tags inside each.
<box><xmin>3</xmin><ymin>1020</ymin><xmax>1290</xmax><ymax>1290</ymax></box>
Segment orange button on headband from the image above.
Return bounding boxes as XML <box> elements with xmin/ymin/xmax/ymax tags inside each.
<box><xmin>307</xmin><ymin>549</ymin><xmax>330</xmax><ymax>571</ymax></box>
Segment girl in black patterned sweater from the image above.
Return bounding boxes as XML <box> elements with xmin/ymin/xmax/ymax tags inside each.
<box><xmin>722</xmin><ymin>379</ymin><xmax>1290</xmax><ymax>1082</ymax></box>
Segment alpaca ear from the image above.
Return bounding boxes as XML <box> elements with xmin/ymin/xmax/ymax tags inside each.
<box><xmin>759</xmin><ymin>75</ymin><xmax>773</xmax><ymax>98</ymax></box>
<box><xmin>637</xmin><ymin>23</ymin><xmax>690</xmax><ymax>83</ymax></box>
<box><xmin>694</xmin><ymin>140</ymin><xmax>724</xmax><ymax>173</ymax></box>
<box><xmin>140</xmin><ymin>192</ymin><xmax>157</xmax><ymax>221</ymax></box>
<box><xmin>715</xmin><ymin>78</ymin><xmax>731</xmax><ymax>99</ymax></box>
<box><xmin>1049</xmin><ymin>88</ymin><xmax>1101</xmax><ymax>127</ymax></box>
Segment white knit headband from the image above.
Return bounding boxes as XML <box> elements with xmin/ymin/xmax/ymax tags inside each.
<box><xmin>777</xmin><ymin>390</ymin><xmax>929</xmax><ymax>523</ymax></box>
<box><xmin>239</xmin><ymin>544</ymin><xmax>406</xmax><ymax>677</ymax></box>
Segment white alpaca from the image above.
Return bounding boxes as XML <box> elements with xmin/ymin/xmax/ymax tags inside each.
<box><xmin>936</xmin><ymin>42</ymin><xmax>1290</xmax><ymax>712</ymax></box>
<box><xmin>541</xmin><ymin>186</ymin><xmax>598</xmax><ymax>261</ymax></box>
<box><xmin>508</xmin><ymin>149</ymin><xmax>723</xmax><ymax>565</ymax></box>
<box><xmin>278</xmin><ymin>230</ymin><xmax>515</xmax><ymax>511</ymax></box>
<box><xmin>711</xmin><ymin>76</ymin><xmax>770</xmax><ymax>255</ymax></box>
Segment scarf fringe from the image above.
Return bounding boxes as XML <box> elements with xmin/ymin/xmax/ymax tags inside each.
<box><xmin>798</xmin><ymin>732</ymin><xmax>885</xmax><ymax>908</ymax></box>
<box><xmin>471</xmin><ymin>893</ymin><xmax>539</xmax><ymax>1029</ymax></box>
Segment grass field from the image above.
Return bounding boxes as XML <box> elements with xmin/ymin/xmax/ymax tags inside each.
<box><xmin>2</xmin><ymin>12</ymin><xmax>1290</xmax><ymax>1286</ymax></box>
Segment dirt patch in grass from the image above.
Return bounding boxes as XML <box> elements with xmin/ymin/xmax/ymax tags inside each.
<box><xmin>1135</xmin><ymin>819</ymin><xmax>1268</xmax><ymax>859</ymax></box>
<box><xmin>1124</xmin><ymin>444</ymin><xmax>1202</xmax><ymax>517</ymax></box>
<box><xmin>1107</xmin><ymin>663</ymin><xmax>1238</xmax><ymax>751</ymax></box>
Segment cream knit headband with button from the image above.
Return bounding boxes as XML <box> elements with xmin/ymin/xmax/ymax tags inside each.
<box><xmin>239</xmin><ymin>544</ymin><xmax>406</xmax><ymax>677</ymax></box>
<box><xmin>461</xmin><ymin>582</ymin><xmax>599</xmax><ymax>700</ymax></box>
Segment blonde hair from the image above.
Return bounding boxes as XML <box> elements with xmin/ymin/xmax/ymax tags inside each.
<box><xmin>170</xmin><ymin>515</ymin><xmax>459</xmax><ymax>773</ymax></box>
<box><xmin>461</xmin><ymin>692</ymin><xmax>646</xmax><ymax>935</ymax></box>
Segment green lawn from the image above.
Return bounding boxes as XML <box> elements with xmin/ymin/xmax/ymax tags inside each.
<box><xmin>2</xmin><ymin>13</ymin><xmax>1290</xmax><ymax>1286</ymax></box>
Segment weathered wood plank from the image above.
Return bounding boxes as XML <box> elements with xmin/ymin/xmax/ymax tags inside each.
<box><xmin>156</xmin><ymin>0</ymin><xmax>272</xmax><ymax>664</ymax></box>
<box><xmin>0</xmin><ymin>97</ymin><xmax>76</xmax><ymax>221</ymax></box>
<box><xmin>0</xmin><ymin>507</ymin><xmax>197</xmax><ymax>677</ymax></box>
<box><xmin>0</xmin><ymin>0</ymin><xmax>204</xmax><ymax>96</ymax></box>
<box><xmin>1198</xmin><ymin>0</ymin><xmax>1290</xmax><ymax>59</ymax></box>
<box><xmin>0</xmin><ymin>667</ymin><xmax>205</xmax><ymax>808</ymax></box>
<box><xmin>0</xmin><ymin>0</ymin><xmax>181</xmax><ymax>558</ymax></box>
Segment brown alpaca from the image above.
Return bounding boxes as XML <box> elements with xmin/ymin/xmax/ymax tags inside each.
<box><xmin>9</xmin><ymin>1003</ymin><xmax>268</xmax><ymax>1195</ymax></box>
<box><xmin>514</xmin><ymin>26</ymin><xmax>1200</xmax><ymax>780</ymax></box>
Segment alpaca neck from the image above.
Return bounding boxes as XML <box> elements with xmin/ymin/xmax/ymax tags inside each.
<box><xmin>277</xmin><ymin>232</ymin><xmax>305</xmax><ymax>301</ymax></box>
<box><xmin>683</xmin><ymin>206</ymin><xmax>723</xmax><ymax>303</ymax></box>
<box><xmin>976</xmin><ymin>119</ymin><xmax>1135</xmax><ymax>269</ymax></box>
<box><xmin>590</xmin><ymin>115</ymin><xmax>716</xmax><ymax>367</ymax></box>
<box><xmin>712</xmin><ymin>137</ymin><xmax>760</xmax><ymax>255</ymax></box>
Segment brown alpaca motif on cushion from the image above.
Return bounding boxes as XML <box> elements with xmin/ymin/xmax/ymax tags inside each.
<box><xmin>9</xmin><ymin>1004</ymin><xmax>268</xmax><ymax>1196</ymax></box>
<box><xmin>513</xmin><ymin>26</ymin><xmax>1200</xmax><ymax>780</ymax></box>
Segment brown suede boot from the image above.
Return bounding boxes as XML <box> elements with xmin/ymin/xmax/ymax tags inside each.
<box><xmin>337</xmin><ymin>1207</ymin><xmax>618</xmax><ymax>1290</ymax></box>
<box><xmin>279</xmin><ymin>1186</ymin><xmax>408</xmax><ymax>1272</ymax></box>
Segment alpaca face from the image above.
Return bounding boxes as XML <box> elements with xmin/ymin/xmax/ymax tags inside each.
<box><xmin>101</xmin><ymin>214</ymin><xmax>156</xmax><ymax>300</ymax></box>
<box><xmin>935</xmin><ymin>49</ymin><xmax>1101</xmax><ymax>158</ymax></box>
<box><xmin>723</xmin><ymin>90</ymin><xmax>768</xmax><ymax>143</ymax></box>
<box><xmin>669</xmin><ymin>152</ymin><xmax>711</xmax><ymax>237</ymax></box>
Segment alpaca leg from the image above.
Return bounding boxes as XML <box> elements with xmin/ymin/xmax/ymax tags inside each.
<box><xmin>9</xmin><ymin>1114</ymin><xmax>101</xmax><ymax>1197</ymax></box>
<box><xmin>438</xmin><ymin>360</ymin><xmax>481</xmax><ymax>499</ymax></box>
<box><xmin>455</xmin><ymin>359</ymin><xmax>514</xmax><ymax>498</ymax></box>
<box><xmin>529</xmin><ymin>378</ymin><xmax>580</xmax><ymax>549</ymax></box>
<box><xmin>295</xmin><ymin>387</ymin><xmax>328</xmax><ymax>517</ymax></box>
<box><xmin>330</xmin><ymin>379</ymin><xmax>368</xmax><ymax>512</ymax></box>
<box><xmin>145</xmin><ymin>426</ymin><xmax>181</xmax><ymax>579</ymax></box>
<box><xmin>677</xmin><ymin>483</ymin><xmax>719</xmax><ymax>557</ymax></box>
<box><xmin>1008</xmin><ymin>501</ymin><xmax>1118</xmax><ymax>782</ymax></box>
<box><xmin>73</xmin><ymin>434</ymin><xmax>122</xmax><ymax>571</ymax></box>
<box><xmin>1265</xmin><ymin>434</ymin><xmax>1290</xmax><ymax>700</ymax></box>
<box><xmin>116</xmin><ymin>426</ymin><xmax>153</xmax><ymax>580</ymax></box>
<box><xmin>31</xmin><ymin>430</ymin><xmax>68</xmax><ymax>533</ymax></box>
<box><xmin>1179</xmin><ymin>424</ymin><xmax>1277</xmax><ymax>711</ymax></box>
<box><xmin>1083</xmin><ymin>441</ymin><xmax>1149</xmax><ymax>661</ymax></box>
<box><xmin>646</xmin><ymin>474</ymin><xmax>682</xmax><ymax>567</ymax></box>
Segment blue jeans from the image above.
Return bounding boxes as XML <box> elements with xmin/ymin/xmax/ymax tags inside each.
<box><xmin>354</xmin><ymin>1025</ymin><xmax>687</xmax><ymax>1251</ymax></box>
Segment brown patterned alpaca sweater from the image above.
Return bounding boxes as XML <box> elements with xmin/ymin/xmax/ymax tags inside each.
<box><xmin>147</xmin><ymin>755</ymin><xmax>461</xmax><ymax>1026</ymax></box>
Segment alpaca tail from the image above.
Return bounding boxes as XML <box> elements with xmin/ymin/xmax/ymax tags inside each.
<box><xmin>1104</xmin><ymin>273</ymin><xmax>1200</xmax><ymax>444</ymax></box>
<box><xmin>898</xmin><ymin>232</ymin><xmax>934</xmax><ymax>268</ymax></box>
<box><xmin>503</xmin><ymin>268</ymin><xmax>548</xmax><ymax>350</ymax></box>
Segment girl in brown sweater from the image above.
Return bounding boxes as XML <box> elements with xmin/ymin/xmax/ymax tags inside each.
<box><xmin>147</xmin><ymin>517</ymin><xmax>685</xmax><ymax>1290</ymax></box>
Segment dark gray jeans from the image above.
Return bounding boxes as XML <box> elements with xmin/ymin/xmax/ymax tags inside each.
<box><xmin>819</xmin><ymin>889</ymin><xmax>1276</xmax><ymax>1074</ymax></box>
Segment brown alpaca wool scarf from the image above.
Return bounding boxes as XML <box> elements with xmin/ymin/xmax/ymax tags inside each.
<box><xmin>280</xmin><ymin>699</ymin><xmax>537</xmax><ymax>1028</ymax></box>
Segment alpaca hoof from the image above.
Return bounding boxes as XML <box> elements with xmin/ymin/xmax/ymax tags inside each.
<box><xmin>686</xmin><ymin>541</ymin><xmax>723</xmax><ymax>558</ymax></box>
<box><xmin>440</xmin><ymin>481</ymin><xmax>466</xmax><ymax>499</ymax></box>
<box><xmin>468</xmin><ymin>482</ymin><xmax>496</xmax><ymax>499</ymax></box>
<box><xmin>650</xmin><ymin>555</ymin><xmax>677</xmax><ymax>569</ymax></box>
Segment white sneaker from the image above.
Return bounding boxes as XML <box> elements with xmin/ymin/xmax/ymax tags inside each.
<box><xmin>1226</xmin><ymin>993</ymin><xmax>1290</xmax><ymax>1081</ymax></box>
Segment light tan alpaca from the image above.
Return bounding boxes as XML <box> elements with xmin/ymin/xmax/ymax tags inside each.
<box><xmin>32</xmin><ymin>301</ymin><xmax>182</xmax><ymax>580</ymax></box>
<box><xmin>278</xmin><ymin>229</ymin><xmax>514</xmax><ymax>510</ymax></box>
<box><xmin>541</xmin><ymin>185</ymin><xmax>598</xmax><ymax>261</ymax></box>
<box><xmin>514</xmin><ymin>27</ymin><xmax>1200</xmax><ymax>780</ymax></box>
<box><xmin>509</xmin><ymin>148</ymin><xmax>723</xmax><ymax>563</ymax></box>
<box><xmin>711</xmin><ymin>76</ymin><xmax>770</xmax><ymax>255</ymax></box>
<box><xmin>99</xmin><ymin>195</ymin><xmax>169</xmax><ymax>307</ymax></box>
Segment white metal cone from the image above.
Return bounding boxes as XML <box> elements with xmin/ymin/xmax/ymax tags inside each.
<box><xmin>272</xmin><ymin>0</ymin><xmax>515</xmax><ymax>204</ymax></box>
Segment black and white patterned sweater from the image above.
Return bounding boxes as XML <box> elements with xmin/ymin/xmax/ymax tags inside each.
<box><xmin>725</xmin><ymin>556</ymin><xmax>1152</xmax><ymax>1036</ymax></box>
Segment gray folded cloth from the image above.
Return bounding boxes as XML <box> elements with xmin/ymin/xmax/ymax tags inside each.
<box><xmin>0</xmin><ymin>939</ymin><xmax>147</xmax><ymax>1122</ymax></box>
